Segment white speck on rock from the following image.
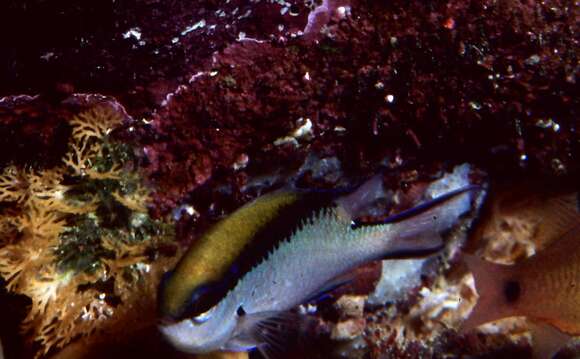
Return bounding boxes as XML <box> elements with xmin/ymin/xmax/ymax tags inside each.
<box><xmin>181</xmin><ymin>19</ymin><xmax>206</xmax><ymax>36</ymax></box>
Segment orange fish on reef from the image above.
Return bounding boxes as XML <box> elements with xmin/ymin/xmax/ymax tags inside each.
<box><xmin>469</xmin><ymin>186</ymin><xmax>580</xmax><ymax>257</ymax></box>
<box><xmin>462</xmin><ymin>193</ymin><xmax>580</xmax><ymax>358</ymax></box>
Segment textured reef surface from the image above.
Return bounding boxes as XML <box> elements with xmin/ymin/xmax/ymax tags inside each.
<box><xmin>0</xmin><ymin>0</ymin><xmax>578</xmax><ymax>358</ymax></box>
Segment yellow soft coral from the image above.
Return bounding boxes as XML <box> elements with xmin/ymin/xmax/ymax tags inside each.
<box><xmin>111</xmin><ymin>182</ymin><xmax>150</xmax><ymax>212</ymax></box>
<box><xmin>0</xmin><ymin>166</ymin><xmax>28</xmax><ymax>203</ymax></box>
<box><xmin>69</xmin><ymin>105</ymin><xmax>120</xmax><ymax>144</ymax></box>
<box><xmin>0</xmin><ymin>103</ymin><xmax>176</xmax><ymax>357</ymax></box>
<box><xmin>62</xmin><ymin>106</ymin><xmax>124</xmax><ymax>179</ymax></box>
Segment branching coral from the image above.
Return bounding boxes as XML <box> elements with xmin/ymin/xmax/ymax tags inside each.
<box><xmin>0</xmin><ymin>103</ymin><xmax>175</xmax><ymax>357</ymax></box>
<box><xmin>62</xmin><ymin>106</ymin><xmax>125</xmax><ymax>180</ymax></box>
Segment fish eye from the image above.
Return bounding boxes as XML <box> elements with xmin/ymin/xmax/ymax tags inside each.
<box><xmin>191</xmin><ymin>306</ymin><xmax>216</xmax><ymax>324</ymax></box>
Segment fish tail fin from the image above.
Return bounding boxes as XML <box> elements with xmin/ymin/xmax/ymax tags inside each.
<box><xmin>392</xmin><ymin>185</ymin><xmax>480</xmax><ymax>238</ymax></box>
<box><xmin>460</xmin><ymin>254</ymin><xmax>519</xmax><ymax>333</ymax></box>
<box><xmin>362</xmin><ymin>186</ymin><xmax>479</xmax><ymax>258</ymax></box>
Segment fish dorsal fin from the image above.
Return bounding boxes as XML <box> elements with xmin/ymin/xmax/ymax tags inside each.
<box><xmin>335</xmin><ymin>174</ymin><xmax>385</xmax><ymax>220</ymax></box>
<box><xmin>460</xmin><ymin>254</ymin><xmax>521</xmax><ymax>333</ymax></box>
<box><xmin>231</xmin><ymin>311</ymin><xmax>305</xmax><ymax>359</ymax></box>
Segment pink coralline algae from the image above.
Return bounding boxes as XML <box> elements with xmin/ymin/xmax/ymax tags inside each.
<box><xmin>124</xmin><ymin>0</ymin><xmax>578</xmax><ymax>220</ymax></box>
<box><xmin>0</xmin><ymin>1</ymin><xmax>578</xmax><ymax>356</ymax></box>
<box><xmin>304</xmin><ymin>0</ymin><xmax>351</xmax><ymax>39</ymax></box>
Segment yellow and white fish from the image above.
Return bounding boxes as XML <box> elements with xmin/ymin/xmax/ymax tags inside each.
<box><xmin>159</xmin><ymin>176</ymin><xmax>480</xmax><ymax>355</ymax></box>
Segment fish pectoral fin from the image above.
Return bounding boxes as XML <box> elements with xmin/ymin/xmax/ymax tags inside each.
<box><xmin>528</xmin><ymin>321</ymin><xmax>571</xmax><ymax>359</ymax></box>
<box><xmin>232</xmin><ymin>311</ymin><xmax>303</xmax><ymax>358</ymax></box>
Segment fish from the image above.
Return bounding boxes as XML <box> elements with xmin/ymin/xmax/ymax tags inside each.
<box><xmin>461</xmin><ymin>192</ymin><xmax>580</xmax><ymax>358</ymax></box>
<box><xmin>158</xmin><ymin>176</ymin><xmax>479</xmax><ymax>355</ymax></box>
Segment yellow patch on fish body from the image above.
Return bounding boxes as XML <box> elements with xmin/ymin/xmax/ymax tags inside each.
<box><xmin>160</xmin><ymin>191</ymin><xmax>300</xmax><ymax>318</ymax></box>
